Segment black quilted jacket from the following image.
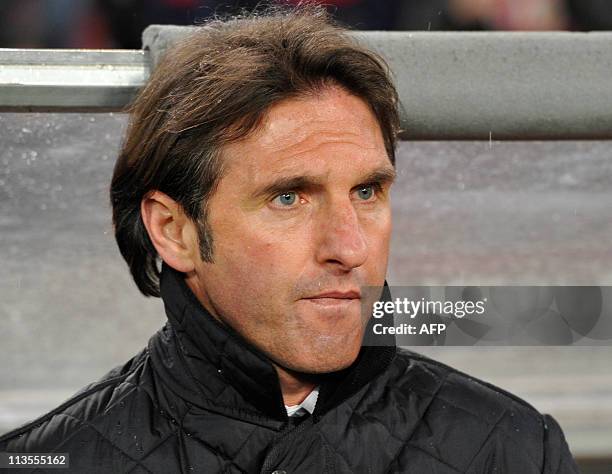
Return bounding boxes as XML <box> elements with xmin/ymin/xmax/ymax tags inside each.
<box><xmin>0</xmin><ymin>265</ymin><xmax>579</xmax><ymax>473</ymax></box>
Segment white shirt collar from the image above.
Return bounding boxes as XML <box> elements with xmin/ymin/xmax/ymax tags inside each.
<box><xmin>284</xmin><ymin>386</ymin><xmax>319</xmax><ymax>417</ymax></box>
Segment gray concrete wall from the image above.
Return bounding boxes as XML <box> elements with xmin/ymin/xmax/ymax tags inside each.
<box><xmin>3</xmin><ymin>30</ymin><xmax>612</xmax><ymax>139</ymax></box>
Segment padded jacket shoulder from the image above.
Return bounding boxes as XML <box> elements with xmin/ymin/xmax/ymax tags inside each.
<box><xmin>386</xmin><ymin>350</ymin><xmax>578</xmax><ymax>474</ymax></box>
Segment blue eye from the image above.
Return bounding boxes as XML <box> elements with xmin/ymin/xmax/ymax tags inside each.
<box><xmin>275</xmin><ymin>192</ymin><xmax>297</xmax><ymax>206</ymax></box>
<box><xmin>356</xmin><ymin>185</ymin><xmax>374</xmax><ymax>200</ymax></box>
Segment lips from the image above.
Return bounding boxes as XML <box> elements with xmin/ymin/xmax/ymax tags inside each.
<box><xmin>301</xmin><ymin>290</ymin><xmax>362</xmax><ymax>313</ymax></box>
<box><xmin>304</xmin><ymin>290</ymin><xmax>361</xmax><ymax>300</ymax></box>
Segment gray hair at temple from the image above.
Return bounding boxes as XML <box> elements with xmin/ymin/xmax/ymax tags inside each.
<box><xmin>110</xmin><ymin>4</ymin><xmax>401</xmax><ymax>298</ymax></box>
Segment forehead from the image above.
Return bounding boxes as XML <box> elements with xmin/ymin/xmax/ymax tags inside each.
<box><xmin>220</xmin><ymin>86</ymin><xmax>389</xmax><ymax>179</ymax></box>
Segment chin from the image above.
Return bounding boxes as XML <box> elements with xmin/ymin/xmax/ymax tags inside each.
<box><xmin>288</xmin><ymin>339</ymin><xmax>362</xmax><ymax>374</ymax></box>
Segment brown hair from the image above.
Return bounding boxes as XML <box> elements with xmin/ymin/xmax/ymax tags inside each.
<box><xmin>110</xmin><ymin>4</ymin><xmax>400</xmax><ymax>297</ymax></box>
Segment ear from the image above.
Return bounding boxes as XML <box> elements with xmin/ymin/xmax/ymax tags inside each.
<box><xmin>140</xmin><ymin>190</ymin><xmax>199</xmax><ymax>273</ymax></box>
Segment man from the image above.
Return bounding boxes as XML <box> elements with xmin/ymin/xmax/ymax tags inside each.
<box><xmin>0</xmin><ymin>6</ymin><xmax>578</xmax><ymax>473</ymax></box>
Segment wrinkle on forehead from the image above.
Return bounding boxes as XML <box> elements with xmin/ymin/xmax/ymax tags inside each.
<box><xmin>220</xmin><ymin>85</ymin><xmax>387</xmax><ymax>178</ymax></box>
<box><xmin>264</xmin><ymin>131</ymin><xmax>382</xmax><ymax>162</ymax></box>
<box><xmin>255</xmin><ymin>87</ymin><xmax>383</xmax><ymax>154</ymax></box>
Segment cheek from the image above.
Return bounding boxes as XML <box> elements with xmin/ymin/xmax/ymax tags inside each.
<box><xmin>364</xmin><ymin>211</ymin><xmax>392</xmax><ymax>276</ymax></box>
<box><xmin>216</xmin><ymin>225</ymin><xmax>305</xmax><ymax>292</ymax></box>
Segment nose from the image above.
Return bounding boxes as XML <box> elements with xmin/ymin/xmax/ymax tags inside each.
<box><xmin>315</xmin><ymin>199</ymin><xmax>368</xmax><ymax>272</ymax></box>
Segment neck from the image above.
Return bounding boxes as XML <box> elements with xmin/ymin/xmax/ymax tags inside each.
<box><xmin>275</xmin><ymin>364</ymin><xmax>317</xmax><ymax>406</ymax></box>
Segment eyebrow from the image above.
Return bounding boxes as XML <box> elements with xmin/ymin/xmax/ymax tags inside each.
<box><xmin>361</xmin><ymin>167</ymin><xmax>397</xmax><ymax>186</ymax></box>
<box><xmin>250</xmin><ymin>165</ymin><xmax>397</xmax><ymax>201</ymax></box>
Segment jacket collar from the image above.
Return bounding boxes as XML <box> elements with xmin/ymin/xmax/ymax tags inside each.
<box><xmin>149</xmin><ymin>262</ymin><xmax>396</xmax><ymax>423</ymax></box>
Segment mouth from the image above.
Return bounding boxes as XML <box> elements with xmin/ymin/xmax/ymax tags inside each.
<box><xmin>301</xmin><ymin>290</ymin><xmax>361</xmax><ymax>307</ymax></box>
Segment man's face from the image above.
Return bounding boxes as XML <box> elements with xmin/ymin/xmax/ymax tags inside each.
<box><xmin>187</xmin><ymin>85</ymin><xmax>395</xmax><ymax>373</ymax></box>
